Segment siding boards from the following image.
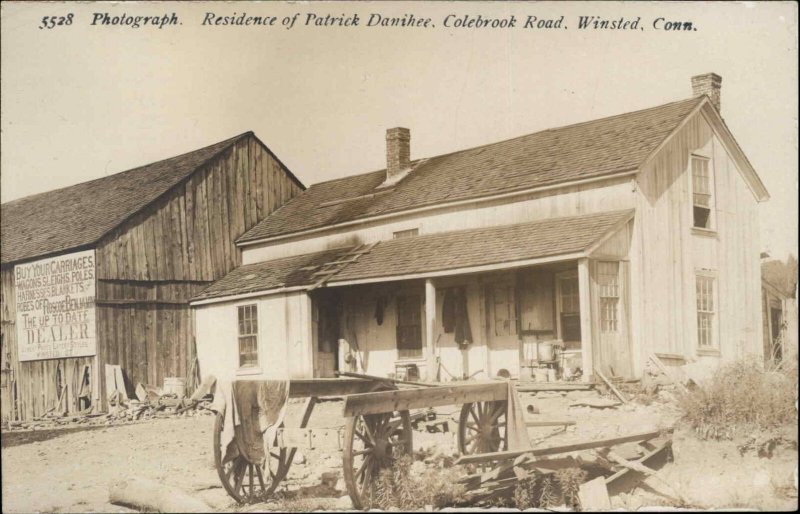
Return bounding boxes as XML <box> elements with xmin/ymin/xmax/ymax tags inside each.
<box><xmin>2</xmin><ymin>135</ymin><xmax>302</xmax><ymax>420</ymax></box>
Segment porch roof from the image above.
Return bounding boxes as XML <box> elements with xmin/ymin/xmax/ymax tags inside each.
<box><xmin>192</xmin><ymin>209</ymin><xmax>633</xmax><ymax>304</ymax></box>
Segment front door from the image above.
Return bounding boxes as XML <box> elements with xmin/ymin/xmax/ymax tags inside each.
<box><xmin>485</xmin><ymin>281</ymin><xmax>520</xmax><ymax>377</ymax></box>
<box><xmin>315</xmin><ymin>295</ymin><xmax>341</xmax><ymax>378</ymax></box>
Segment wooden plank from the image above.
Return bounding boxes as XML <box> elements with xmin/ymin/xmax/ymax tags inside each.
<box><xmin>342</xmin><ymin>381</ymin><xmax>507</xmax><ymax>417</ymax></box>
<box><xmin>649</xmin><ymin>354</ymin><xmax>689</xmax><ymax>393</ymax></box>
<box><xmin>578</xmin><ymin>476</ymin><xmax>611</xmax><ymax>510</ymax></box>
<box><xmin>605</xmin><ymin>439</ymin><xmax>673</xmax><ymax>496</ymax></box>
<box><xmin>336</xmin><ymin>371</ymin><xmax>436</xmax><ymax>388</ymax></box>
<box><xmin>455</xmin><ymin>428</ymin><xmax>672</xmax><ymax>465</ymax></box>
<box><xmin>517</xmin><ymin>383</ymin><xmax>593</xmax><ymax>392</ymax></box>
<box><xmin>595</xmin><ymin>370</ymin><xmax>628</xmax><ymax>403</ymax></box>
<box><xmin>287</xmin><ymin>378</ymin><xmax>377</xmax><ymax>399</ymax></box>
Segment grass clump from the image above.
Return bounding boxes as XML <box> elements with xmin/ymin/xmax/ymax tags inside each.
<box><xmin>679</xmin><ymin>356</ymin><xmax>797</xmax><ymax>441</ymax></box>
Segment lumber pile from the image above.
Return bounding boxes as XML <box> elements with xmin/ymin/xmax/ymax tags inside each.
<box><xmin>3</xmin><ymin>376</ymin><xmax>217</xmax><ymax>432</ymax></box>
<box><xmin>454</xmin><ymin>428</ymin><xmax>675</xmax><ymax>509</ymax></box>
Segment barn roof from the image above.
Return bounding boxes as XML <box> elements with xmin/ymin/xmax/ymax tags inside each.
<box><xmin>192</xmin><ymin>210</ymin><xmax>633</xmax><ymax>302</ymax></box>
<box><xmin>238</xmin><ymin>97</ymin><xmax>704</xmax><ymax>244</ymax></box>
<box><xmin>1</xmin><ymin>132</ymin><xmax>303</xmax><ymax>265</ymax></box>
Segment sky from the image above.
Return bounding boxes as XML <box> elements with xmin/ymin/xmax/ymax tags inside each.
<box><xmin>1</xmin><ymin>1</ymin><xmax>798</xmax><ymax>259</ymax></box>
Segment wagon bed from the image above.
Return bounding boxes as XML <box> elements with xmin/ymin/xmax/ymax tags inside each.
<box><xmin>213</xmin><ymin>377</ymin><xmax>511</xmax><ymax>509</ymax></box>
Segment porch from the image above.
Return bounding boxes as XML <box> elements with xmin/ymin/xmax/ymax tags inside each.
<box><xmin>311</xmin><ymin>256</ymin><xmax>633</xmax><ymax>383</ymax></box>
<box><xmin>191</xmin><ymin>210</ymin><xmax>635</xmax><ymax>386</ymax></box>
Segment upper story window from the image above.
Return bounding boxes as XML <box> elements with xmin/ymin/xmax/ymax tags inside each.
<box><xmin>237</xmin><ymin>304</ymin><xmax>259</xmax><ymax>367</ymax></box>
<box><xmin>691</xmin><ymin>156</ymin><xmax>714</xmax><ymax>229</ymax></box>
<box><xmin>393</xmin><ymin>228</ymin><xmax>419</xmax><ymax>239</ymax></box>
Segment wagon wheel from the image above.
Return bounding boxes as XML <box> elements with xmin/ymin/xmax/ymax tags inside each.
<box><xmin>457</xmin><ymin>400</ymin><xmax>508</xmax><ymax>456</ymax></box>
<box><xmin>343</xmin><ymin>409</ymin><xmax>412</xmax><ymax>510</ymax></box>
<box><xmin>213</xmin><ymin>412</ymin><xmax>289</xmax><ymax>503</ymax></box>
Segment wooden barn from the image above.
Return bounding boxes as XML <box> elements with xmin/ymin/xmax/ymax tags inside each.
<box><xmin>0</xmin><ymin>132</ymin><xmax>304</xmax><ymax>421</ymax></box>
<box><xmin>191</xmin><ymin>74</ymin><xmax>771</xmax><ymax>387</ymax></box>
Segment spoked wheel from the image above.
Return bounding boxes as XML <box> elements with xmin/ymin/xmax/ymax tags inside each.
<box><xmin>457</xmin><ymin>400</ymin><xmax>508</xmax><ymax>456</ymax></box>
<box><xmin>213</xmin><ymin>412</ymin><xmax>289</xmax><ymax>503</ymax></box>
<box><xmin>343</xmin><ymin>410</ymin><xmax>413</xmax><ymax>510</ymax></box>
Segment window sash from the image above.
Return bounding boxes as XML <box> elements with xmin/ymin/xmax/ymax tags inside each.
<box><xmin>237</xmin><ymin>305</ymin><xmax>258</xmax><ymax>367</ymax></box>
<box><xmin>695</xmin><ymin>276</ymin><xmax>716</xmax><ymax>348</ymax></box>
<box><xmin>692</xmin><ymin>157</ymin><xmax>714</xmax><ymax>229</ymax></box>
<box><xmin>396</xmin><ymin>295</ymin><xmax>423</xmax><ymax>357</ymax></box>
<box><xmin>559</xmin><ymin>277</ymin><xmax>580</xmax><ymax>314</ymax></box>
<box><xmin>597</xmin><ymin>262</ymin><xmax>620</xmax><ymax>333</ymax></box>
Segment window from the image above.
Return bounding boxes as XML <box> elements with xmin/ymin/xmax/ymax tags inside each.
<box><xmin>692</xmin><ymin>156</ymin><xmax>714</xmax><ymax>229</ymax></box>
<box><xmin>696</xmin><ymin>275</ymin><xmax>716</xmax><ymax>349</ymax></box>
<box><xmin>237</xmin><ymin>304</ymin><xmax>259</xmax><ymax>367</ymax></box>
<box><xmin>396</xmin><ymin>295</ymin><xmax>422</xmax><ymax>359</ymax></box>
<box><xmin>559</xmin><ymin>275</ymin><xmax>581</xmax><ymax>342</ymax></box>
<box><xmin>492</xmin><ymin>285</ymin><xmax>518</xmax><ymax>336</ymax></box>
<box><xmin>393</xmin><ymin>228</ymin><xmax>419</xmax><ymax>239</ymax></box>
<box><xmin>598</xmin><ymin>262</ymin><xmax>620</xmax><ymax>333</ymax></box>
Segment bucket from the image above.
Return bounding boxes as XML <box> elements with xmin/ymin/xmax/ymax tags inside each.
<box><xmin>163</xmin><ymin>377</ymin><xmax>186</xmax><ymax>398</ymax></box>
<box><xmin>537</xmin><ymin>343</ymin><xmax>555</xmax><ymax>362</ymax></box>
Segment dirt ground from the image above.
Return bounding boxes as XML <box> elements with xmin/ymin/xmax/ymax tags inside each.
<box><xmin>1</xmin><ymin>390</ymin><xmax>797</xmax><ymax>512</ymax></box>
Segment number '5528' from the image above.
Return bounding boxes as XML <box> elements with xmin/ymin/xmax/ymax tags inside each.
<box><xmin>39</xmin><ymin>14</ymin><xmax>74</xmax><ymax>29</ymax></box>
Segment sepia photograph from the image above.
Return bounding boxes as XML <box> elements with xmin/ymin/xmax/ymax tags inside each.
<box><xmin>1</xmin><ymin>1</ymin><xmax>798</xmax><ymax>512</ymax></box>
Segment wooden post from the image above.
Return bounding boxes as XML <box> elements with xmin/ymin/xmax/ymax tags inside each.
<box><xmin>578</xmin><ymin>258</ymin><xmax>594</xmax><ymax>381</ymax></box>
<box><xmin>425</xmin><ymin>279</ymin><xmax>436</xmax><ymax>381</ymax></box>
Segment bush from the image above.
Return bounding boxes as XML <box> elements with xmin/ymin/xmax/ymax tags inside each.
<box><xmin>679</xmin><ymin>356</ymin><xmax>797</xmax><ymax>441</ymax></box>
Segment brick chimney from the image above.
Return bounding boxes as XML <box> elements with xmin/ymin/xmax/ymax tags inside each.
<box><xmin>691</xmin><ymin>73</ymin><xmax>722</xmax><ymax>112</ymax></box>
<box><xmin>386</xmin><ymin>127</ymin><xmax>410</xmax><ymax>180</ymax></box>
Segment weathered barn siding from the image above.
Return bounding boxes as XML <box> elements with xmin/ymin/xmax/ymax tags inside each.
<box><xmin>1</xmin><ymin>135</ymin><xmax>303</xmax><ymax>420</ymax></box>
<box><xmin>630</xmin><ymin>110</ymin><xmax>763</xmax><ymax>378</ymax></box>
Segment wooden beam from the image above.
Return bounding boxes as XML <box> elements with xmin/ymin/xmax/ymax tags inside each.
<box><xmin>595</xmin><ymin>370</ymin><xmax>628</xmax><ymax>404</ymax></box>
<box><xmin>336</xmin><ymin>371</ymin><xmax>436</xmax><ymax>388</ymax></box>
<box><xmin>578</xmin><ymin>258</ymin><xmax>594</xmax><ymax>380</ymax></box>
<box><xmin>516</xmin><ymin>382</ymin><xmax>593</xmax><ymax>392</ymax></box>
<box><xmin>287</xmin><ymin>378</ymin><xmax>376</xmax><ymax>398</ymax></box>
<box><xmin>605</xmin><ymin>439</ymin><xmax>673</xmax><ymax>496</ymax></box>
<box><xmin>342</xmin><ymin>381</ymin><xmax>507</xmax><ymax>417</ymax></box>
<box><xmin>454</xmin><ymin>428</ymin><xmax>672</xmax><ymax>465</ymax></box>
<box><xmin>425</xmin><ymin>279</ymin><xmax>437</xmax><ymax>381</ymax></box>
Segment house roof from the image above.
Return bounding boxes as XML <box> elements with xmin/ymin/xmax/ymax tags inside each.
<box><xmin>1</xmin><ymin>132</ymin><xmax>303</xmax><ymax>265</ymax></box>
<box><xmin>192</xmin><ymin>210</ymin><xmax>632</xmax><ymax>302</ymax></box>
<box><xmin>238</xmin><ymin>97</ymin><xmax>704</xmax><ymax>244</ymax></box>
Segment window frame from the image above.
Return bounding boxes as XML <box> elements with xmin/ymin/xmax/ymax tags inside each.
<box><xmin>690</xmin><ymin>154</ymin><xmax>716</xmax><ymax>231</ymax></box>
<box><xmin>237</xmin><ymin>304</ymin><xmax>260</xmax><ymax>371</ymax></box>
<box><xmin>556</xmin><ymin>271</ymin><xmax>581</xmax><ymax>343</ymax></box>
<box><xmin>597</xmin><ymin>261</ymin><xmax>620</xmax><ymax>334</ymax></box>
<box><xmin>491</xmin><ymin>283</ymin><xmax>519</xmax><ymax>337</ymax></box>
<box><xmin>695</xmin><ymin>271</ymin><xmax>719</xmax><ymax>355</ymax></box>
<box><xmin>395</xmin><ymin>294</ymin><xmax>424</xmax><ymax>360</ymax></box>
<box><xmin>393</xmin><ymin>228</ymin><xmax>419</xmax><ymax>239</ymax></box>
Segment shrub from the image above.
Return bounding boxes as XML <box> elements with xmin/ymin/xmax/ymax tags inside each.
<box><xmin>679</xmin><ymin>356</ymin><xmax>797</xmax><ymax>441</ymax></box>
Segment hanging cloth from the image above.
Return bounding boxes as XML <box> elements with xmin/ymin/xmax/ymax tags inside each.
<box><xmin>454</xmin><ymin>287</ymin><xmax>473</xmax><ymax>347</ymax></box>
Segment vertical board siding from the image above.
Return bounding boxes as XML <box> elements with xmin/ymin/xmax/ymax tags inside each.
<box><xmin>631</xmin><ymin>113</ymin><xmax>763</xmax><ymax>376</ymax></box>
<box><xmin>3</xmin><ymin>135</ymin><xmax>303</xmax><ymax>419</ymax></box>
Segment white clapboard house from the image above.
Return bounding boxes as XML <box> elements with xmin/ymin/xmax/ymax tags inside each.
<box><xmin>191</xmin><ymin>74</ymin><xmax>770</xmax><ymax>385</ymax></box>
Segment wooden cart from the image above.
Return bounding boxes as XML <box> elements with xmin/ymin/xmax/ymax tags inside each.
<box><xmin>213</xmin><ymin>377</ymin><xmax>510</xmax><ymax>509</ymax></box>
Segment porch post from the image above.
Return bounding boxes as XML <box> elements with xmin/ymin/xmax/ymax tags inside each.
<box><xmin>578</xmin><ymin>258</ymin><xmax>594</xmax><ymax>381</ymax></box>
<box><xmin>425</xmin><ymin>279</ymin><xmax>437</xmax><ymax>381</ymax></box>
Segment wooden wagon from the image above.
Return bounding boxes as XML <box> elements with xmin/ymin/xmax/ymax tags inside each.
<box><xmin>213</xmin><ymin>377</ymin><xmax>511</xmax><ymax>509</ymax></box>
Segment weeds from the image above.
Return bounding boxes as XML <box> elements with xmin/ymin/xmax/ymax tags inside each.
<box><xmin>679</xmin><ymin>356</ymin><xmax>797</xmax><ymax>442</ymax></box>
